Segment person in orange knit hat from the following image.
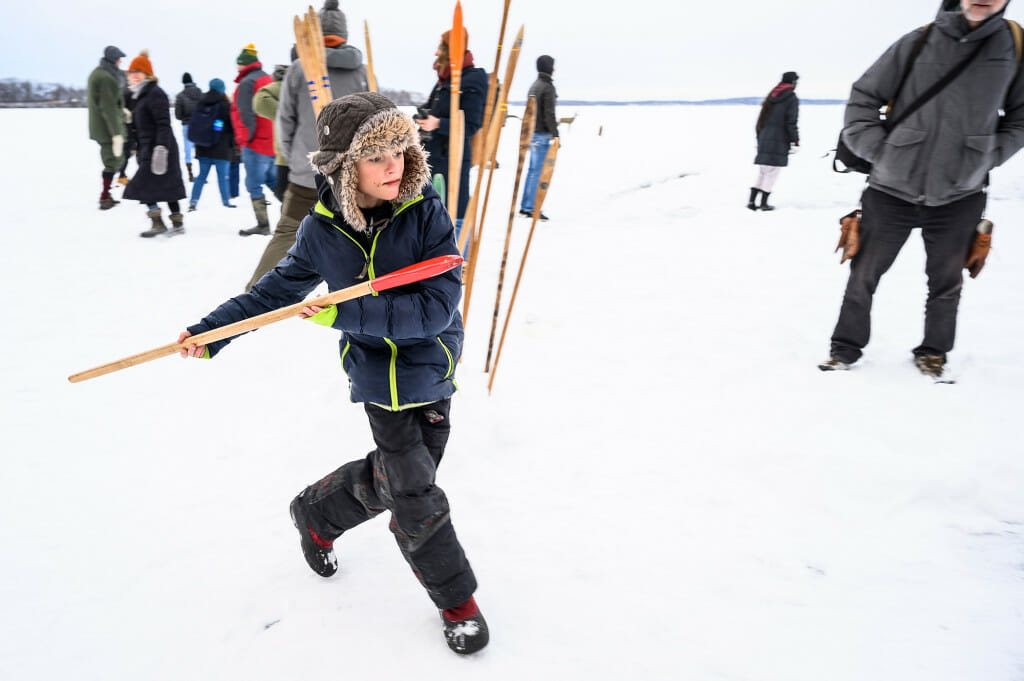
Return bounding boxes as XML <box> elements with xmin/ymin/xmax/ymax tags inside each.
<box><xmin>123</xmin><ymin>50</ymin><xmax>188</xmax><ymax>237</ymax></box>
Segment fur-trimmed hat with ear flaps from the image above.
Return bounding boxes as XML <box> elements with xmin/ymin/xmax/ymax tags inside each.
<box><xmin>309</xmin><ymin>92</ymin><xmax>430</xmax><ymax>234</ymax></box>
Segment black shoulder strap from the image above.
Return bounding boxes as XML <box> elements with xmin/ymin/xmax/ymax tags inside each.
<box><xmin>885</xmin><ymin>23</ymin><xmax>934</xmax><ymax>118</ymax></box>
<box><xmin>884</xmin><ymin>28</ymin><xmax>989</xmax><ymax>132</ymax></box>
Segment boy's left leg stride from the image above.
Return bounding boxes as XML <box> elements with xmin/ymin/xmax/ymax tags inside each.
<box><xmin>289</xmin><ymin>399</ymin><xmax>488</xmax><ymax>654</ymax></box>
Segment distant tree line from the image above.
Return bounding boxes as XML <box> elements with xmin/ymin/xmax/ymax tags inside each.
<box><xmin>379</xmin><ymin>88</ymin><xmax>425</xmax><ymax>106</ymax></box>
<box><xmin>0</xmin><ymin>79</ymin><xmax>85</xmax><ymax>106</ymax></box>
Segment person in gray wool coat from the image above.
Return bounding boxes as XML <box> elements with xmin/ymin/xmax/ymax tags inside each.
<box><xmin>747</xmin><ymin>71</ymin><xmax>799</xmax><ymax>211</ymax></box>
<box><xmin>820</xmin><ymin>0</ymin><xmax>1024</xmax><ymax>379</ymax></box>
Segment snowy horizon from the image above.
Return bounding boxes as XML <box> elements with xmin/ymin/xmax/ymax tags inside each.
<box><xmin>2</xmin><ymin>104</ymin><xmax>1022</xmax><ymax>680</ymax></box>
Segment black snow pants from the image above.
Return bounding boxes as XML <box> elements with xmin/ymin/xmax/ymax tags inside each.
<box><xmin>829</xmin><ymin>187</ymin><xmax>985</xmax><ymax>363</ymax></box>
<box><xmin>299</xmin><ymin>398</ymin><xmax>476</xmax><ymax>610</ymax></box>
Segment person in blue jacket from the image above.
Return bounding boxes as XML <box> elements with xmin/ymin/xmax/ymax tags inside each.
<box><xmin>176</xmin><ymin>92</ymin><xmax>488</xmax><ymax>655</ymax></box>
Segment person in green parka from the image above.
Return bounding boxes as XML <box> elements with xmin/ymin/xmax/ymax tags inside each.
<box><xmin>87</xmin><ymin>45</ymin><xmax>128</xmax><ymax>210</ymax></box>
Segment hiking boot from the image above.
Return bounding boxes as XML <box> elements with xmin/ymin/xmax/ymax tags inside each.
<box><xmin>441</xmin><ymin>596</ymin><xmax>489</xmax><ymax>655</ymax></box>
<box><xmin>239</xmin><ymin>197</ymin><xmax>271</xmax><ymax>236</ymax></box>
<box><xmin>289</xmin><ymin>492</ymin><xmax>338</xmax><ymax>578</ymax></box>
<box><xmin>99</xmin><ymin>196</ymin><xmax>119</xmax><ymax>210</ymax></box>
<box><xmin>818</xmin><ymin>357</ymin><xmax>852</xmax><ymax>371</ymax></box>
<box><xmin>166</xmin><ymin>213</ymin><xmax>185</xmax><ymax>237</ymax></box>
<box><xmin>759</xmin><ymin>191</ymin><xmax>775</xmax><ymax>211</ymax></box>
<box><xmin>188</xmin><ymin>203</ymin><xmax>197</xmax><ymax>212</ymax></box>
<box><xmin>140</xmin><ymin>209</ymin><xmax>168</xmax><ymax>238</ymax></box>
<box><xmin>914</xmin><ymin>354</ymin><xmax>946</xmax><ymax>379</ymax></box>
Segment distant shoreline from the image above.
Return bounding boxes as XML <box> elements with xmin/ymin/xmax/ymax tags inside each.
<box><xmin>510</xmin><ymin>98</ymin><xmax>846</xmax><ymax>106</ymax></box>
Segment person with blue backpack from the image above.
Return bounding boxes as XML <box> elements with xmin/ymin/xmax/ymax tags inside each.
<box><xmin>187</xmin><ymin>79</ymin><xmax>236</xmax><ymax>211</ymax></box>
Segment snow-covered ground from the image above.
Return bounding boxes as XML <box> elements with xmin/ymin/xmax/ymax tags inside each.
<box><xmin>2</xmin><ymin>104</ymin><xmax>1023</xmax><ymax>681</ymax></box>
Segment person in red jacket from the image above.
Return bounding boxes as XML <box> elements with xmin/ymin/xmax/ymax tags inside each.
<box><xmin>231</xmin><ymin>43</ymin><xmax>277</xmax><ymax>236</ymax></box>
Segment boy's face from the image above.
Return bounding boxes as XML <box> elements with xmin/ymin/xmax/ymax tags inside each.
<box><xmin>355</xmin><ymin>149</ymin><xmax>405</xmax><ymax>205</ymax></box>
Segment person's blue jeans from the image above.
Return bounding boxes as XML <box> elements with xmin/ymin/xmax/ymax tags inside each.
<box><xmin>520</xmin><ymin>132</ymin><xmax>552</xmax><ymax>213</ymax></box>
<box><xmin>241</xmin><ymin>146</ymin><xmax>277</xmax><ymax>200</ymax></box>
<box><xmin>190</xmin><ymin>158</ymin><xmax>232</xmax><ymax>207</ymax></box>
<box><xmin>230</xmin><ymin>161</ymin><xmax>240</xmax><ymax>199</ymax></box>
<box><xmin>182</xmin><ymin>123</ymin><xmax>194</xmax><ymax>165</ymax></box>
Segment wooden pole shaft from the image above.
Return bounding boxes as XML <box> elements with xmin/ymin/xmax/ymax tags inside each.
<box><xmin>484</xmin><ymin>96</ymin><xmax>535</xmax><ymax>371</ymax></box>
<box><xmin>69</xmin><ymin>256</ymin><xmax>462</xmax><ymax>384</ymax></box>
<box><xmin>487</xmin><ymin>138</ymin><xmax>558</xmax><ymax>394</ymax></box>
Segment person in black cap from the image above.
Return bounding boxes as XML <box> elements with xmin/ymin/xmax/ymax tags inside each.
<box><xmin>87</xmin><ymin>46</ymin><xmax>128</xmax><ymax>209</ymax></box>
<box><xmin>174</xmin><ymin>72</ymin><xmax>202</xmax><ymax>182</ymax></box>
<box><xmin>175</xmin><ymin>92</ymin><xmax>487</xmax><ymax>656</ymax></box>
<box><xmin>747</xmin><ymin>71</ymin><xmax>799</xmax><ymax>212</ymax></box>
<box><xmin>519</xmin><ymin>54</ymin><xmax>559</xmax><ymax>221</ymax></box>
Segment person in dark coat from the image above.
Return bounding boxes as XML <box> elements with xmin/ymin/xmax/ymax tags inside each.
<box><xmin>519</xmin><ymin>54</ymin><xmax>559</xmax><ymax>221</ymax></box>
<box><xmin>187</xmin><ymin>79</ymin><xmax>236</xmax><ymax>211</ymax></box>
<box><xmin>414</xmin><ymin>27</ymin><xmax>487</xmax><ymax>240</ymax></box>
<box><xmin>174</xmin><ymin>72</ymin><xmax>203</xmax><ymax>182</ymax></box>
<box><xmin>176</xmin><ymin>92</ymin><xmax>487</xmax><ymax>656</ymax></box>
<box><xmin>123</xmin><ymin>50</ymin><xmax>187</xmax><ymax>237</ymax></box>
<box><xmin>86</xmin><ymin>45</ymin><xmax>127</xmax><ymax>209</ymax></box>
<box><xmin>748</xmin><ymin>71</ymin><xmax>800</xmax><ymax>211</ymax></box>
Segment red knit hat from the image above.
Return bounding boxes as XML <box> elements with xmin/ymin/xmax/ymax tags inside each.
<box><xmin>129</xmin><ymin>50</ymin><xmax>154</xmax><ymax>76</ymax></box>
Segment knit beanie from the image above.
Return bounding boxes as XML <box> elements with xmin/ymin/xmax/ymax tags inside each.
<box><xmin>104</xmin><ymin>45</ymin><xmax>126</xmax><ymax>63</ymax></box>
<box><xmin>537</xmin><ymin>55</ymin><xmax>554</xmax><ymax>75</ymax></box>
<box><xmin>209</xmin><ymin>78</ymin><xmax>226</xmax><ymax>94</ymax></box>
<box><xmin>129</xmin><ymin>50</ymin><xmax>154</xmax><ymax>76</ymax></box>
<box><xmin>319</xmin><ymin>0</ymin><xmax>348</xmax><ymax>39</ymax></box>
<box><xmin>237</xmin><ymin>43</ymin><xmax>259</xmax><ymax>66</ymax></box>
<box><xmin>182</xmin><ymin>72</ymin><xmax>193</xmax><ymax>84</ymax></box>
<box><xmin>309</xmin><ymin>92</ymin><xmax>430</xmax><ymax>233</ymax></box>
<box><xmin>782</xmin><ymin>71</ymin><xmax>799</xmax><ymax>84</ymax></box>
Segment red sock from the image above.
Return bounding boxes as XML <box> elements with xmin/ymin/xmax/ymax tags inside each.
<box><xmin>307</xmin><ymin>525</ymin><xmax>333</xmax><ymax>549</ymax></box>
<box><xmin>443</xmin><ymin>595</ymin><xmax>479</xmax><ymax>622</ymax></box>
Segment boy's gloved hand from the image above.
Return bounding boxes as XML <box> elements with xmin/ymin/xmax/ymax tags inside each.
<box><xmin>301</xmin><ymin>304</ymin><xmax>338</xmax><ymax>327</ymax></box>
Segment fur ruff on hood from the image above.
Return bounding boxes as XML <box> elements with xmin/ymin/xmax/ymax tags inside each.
<box><xmin>309</xmin><ymin>100</ymin><xmax>429</xmax><ymax>233</ymax></box>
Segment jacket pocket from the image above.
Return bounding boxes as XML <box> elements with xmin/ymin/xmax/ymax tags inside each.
<box><xmin>873</xmin><ymin>126</ymin><xmax>928</xmax><ymax>188</ymax></box>
<box><xmin>956</xmin><ymin>134</ymin><xmax>996</xmax><ymax>190</ymax></box>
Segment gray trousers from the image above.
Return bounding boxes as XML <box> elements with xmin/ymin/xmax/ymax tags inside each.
<box><xmin>245</xmin><ymin>182</ymin><xmax>319</xmax><ymax>291</ymax></box>
<box><xmin>830</xmin><ymin>187</ymin><xmax>985</xmax><ymax>363</ymax></box>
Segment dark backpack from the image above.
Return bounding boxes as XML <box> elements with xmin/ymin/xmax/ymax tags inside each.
<box><xmin>187</xmin><ymin>100</ymin><xmax>224</xmax><ymax>147</ymax></box>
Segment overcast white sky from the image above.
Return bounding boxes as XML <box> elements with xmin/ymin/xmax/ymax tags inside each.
<box><xmin>0</xmin><ymin>1</ymin><xmax>998</xmax><ymax>101</ymax></box>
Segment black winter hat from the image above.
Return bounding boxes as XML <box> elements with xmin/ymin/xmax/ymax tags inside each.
<box><xmin>309</xmin><ymin>92</ymin><xmax>430</xmax><ymax>232</ymax></box>
<box><xmin>182</xmin><ymin>72</ymin><xmax>193</xmax><ymax>84</ymax></box>
<box><xmin>782</xmin><ymin>71</ymin><xmax>798</xmax><ymax>84</ymax></box>
<box><xmin>104</xmin><ymin>45</ymin><xmax>125</xmax><ymax>62</ymax></box>
<box><xmin>537</xmin><ymin>55</ymin><xmax>554</xmax><ymax>75</ymax></box>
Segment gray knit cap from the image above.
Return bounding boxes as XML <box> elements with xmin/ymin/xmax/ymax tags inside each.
<box><xmin>319</xmin><ymin>0</ymin><xmax>348</xmax><ymax>39</ymax></box>
<box><xmin>310</xmin><ymin>92</ymin><xmax>430</xmax><ymax>232</ymax></box>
